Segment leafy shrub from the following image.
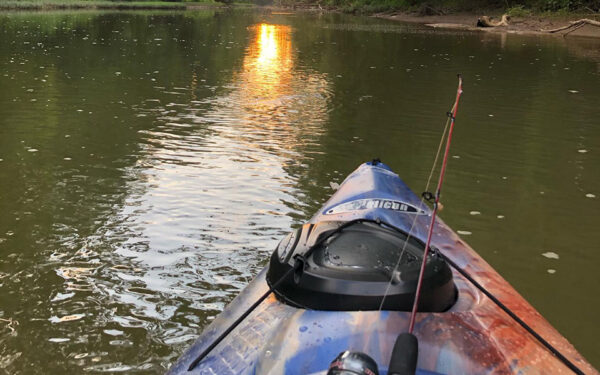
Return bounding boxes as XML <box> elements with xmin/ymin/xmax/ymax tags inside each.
<box><xmin>506</xmin><ymin>4</ymin><xmax>531</xmax><ymax>15</ymax></box>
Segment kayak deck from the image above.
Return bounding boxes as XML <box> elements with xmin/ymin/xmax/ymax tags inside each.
<box><xmin>168</xmin><ymin>163</ymin><xmax>597</xmax><ymax>374</ymax></box>
<box><xmin>169</xmin><ymin>266</ymin><xmax>592</xmax><ymax>374</ymax></box>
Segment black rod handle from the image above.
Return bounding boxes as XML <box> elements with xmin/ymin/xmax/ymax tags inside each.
<box><xmin>388</xmin><ymin>333</ymin><xmax>418</xmax><ymax>375</ymax></box>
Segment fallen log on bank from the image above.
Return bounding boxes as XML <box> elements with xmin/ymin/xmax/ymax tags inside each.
<box><xmin>542</xmin><ymin>19</ymin><xmax>600</xmax><ymax>33</ymax></box>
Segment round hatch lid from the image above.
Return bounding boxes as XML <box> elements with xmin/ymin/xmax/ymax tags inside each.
<box><xmin>267</xmin><ymin>221</ymin><xmax>456</xmax><ymax>311</ymax></box>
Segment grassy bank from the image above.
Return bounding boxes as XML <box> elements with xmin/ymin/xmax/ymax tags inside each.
<box><xmin>0</xmin><ymin>0</ymin><xmax>222</xmax><ymax>11</ymax></box>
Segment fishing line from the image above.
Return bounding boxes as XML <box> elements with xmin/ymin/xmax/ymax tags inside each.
<box><xmin>425</xmin><ymin>104</ymin><xmax>454</xmax><ymax>190</ymax></box>
<box><xmin>377</xmin><ymin>86</ymin><xmax>456</xmax><ymax>313</ymax></box>
<box><xmin>407</xmin><ymin>74</ymin><xmax>463</xmax><ymax>334</ymax></box>
<box><xmin>377</xmin><ymin>109</ymin><xmax>454</xmax><ymax>310</ymax></box>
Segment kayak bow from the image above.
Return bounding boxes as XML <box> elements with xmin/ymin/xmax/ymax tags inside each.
<box><xmin>168</xmin><ymin>161</ymin><xmax>597</xmax><ymax>375</ymax></box>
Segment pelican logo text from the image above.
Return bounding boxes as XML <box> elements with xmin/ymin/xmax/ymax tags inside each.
<box><xmin>325</xmin><ymin>198</ymin><xmax>426</xmax><ymax>215</ymax></box>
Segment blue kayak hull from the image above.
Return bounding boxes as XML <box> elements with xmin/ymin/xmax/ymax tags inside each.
<box><xmin>168</xmin><ymin>162</ymin><xmax>596</xmax><ymax>375</ymax></box>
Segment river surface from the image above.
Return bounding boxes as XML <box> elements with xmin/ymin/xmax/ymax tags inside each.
<box><xmin>0</xmin><ymin>9</ymin><xmax>598</xmax><ymax>373</ymax></box>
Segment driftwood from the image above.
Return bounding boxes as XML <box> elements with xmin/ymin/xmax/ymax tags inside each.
<box><xmin>477</xmin><ymin>14</ymin><xmax>510</xmax><ymax>27</ymax></box>
<box><xmin>426</xmin><ymin>23</ymin><xmax>475</xmax><ymax>30</ymax></box>
<box><xmin>542</xmin><ymin>19</ymin><xmax>600</xmax><ymax>33</ymax></box>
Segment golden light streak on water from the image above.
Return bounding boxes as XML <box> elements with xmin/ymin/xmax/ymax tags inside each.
<box><xmin>208</xmin><ymin>22</ymin><xmax>330</xmax><ymax>156</ymax></box>
<box><xmin>242</xmin><ymin>23</ymin><xmax>294</xmax><ymax>100</ymax></box>
<box><xmin>256</xmin><ymin>24</ymin><xmax>281</xmax><ymax>67</ymax></box>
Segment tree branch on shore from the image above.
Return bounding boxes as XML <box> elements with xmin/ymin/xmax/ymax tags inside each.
<box><xmin>543</xmin><ymin>19</ymin><xmax>600</xmax><ymax>33</ymax></box>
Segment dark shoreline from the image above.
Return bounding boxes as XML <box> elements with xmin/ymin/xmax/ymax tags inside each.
<box><xmin>1</xmin><ymin>2</ymin><xmax>599</xmax><ymax>40</ymax></box>
<box><xmin>0</xmin><ymin>1</ymin><xmax>227</xmax><ymax>11</ymax></box>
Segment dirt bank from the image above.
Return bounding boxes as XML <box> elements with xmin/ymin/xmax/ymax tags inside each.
<box><xmin>374</xmin><ymin>12</ymin><xmax>600</xmax><ymax>39</ymax></box>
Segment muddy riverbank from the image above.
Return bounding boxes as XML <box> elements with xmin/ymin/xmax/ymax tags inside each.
<box><xmin>374</xmin><ymin>11</ymin><xmax>600</xmax><ymax>38</ymax></box>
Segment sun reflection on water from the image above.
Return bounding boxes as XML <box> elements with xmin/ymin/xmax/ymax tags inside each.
<box><xmin>189</xmin><ymin>22</ymin><xmax>332</xmax><ymax>158</ymax></box>
<box><xmin>256</xmin><ymin>23</ymin><xmax>285</xmax><ymax>67</ymax></box>
<box><xmin>242</xmin><ymin>23</ymin><xmax>294</xmax><ymax>99</ymax></box>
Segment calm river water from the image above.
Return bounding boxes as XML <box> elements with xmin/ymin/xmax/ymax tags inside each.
<box><xmin>0</xmin><ymin>9</ymin><xmax>598</xmax><ymax>373</ymax></box>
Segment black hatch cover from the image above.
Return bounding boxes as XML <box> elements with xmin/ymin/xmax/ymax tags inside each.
<box><xmin>266</xmin><ymin>221</ymin><xmax>456</xmax><ymax>311</ymax></box>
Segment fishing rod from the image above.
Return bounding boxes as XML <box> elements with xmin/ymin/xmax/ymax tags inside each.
<box><xmin>386</xmin><ymin>75</ymin><xmax>463</xmax><ymax>375</ymax></box>
<box><xmin>386</xmin><ymin>75</ymin><xmax>584</xmax><ymax>375</ymax></box>
<box><xmin>407</xmin><ymin>74</ymin><xmax>463</xmax><ymax>334</ymax></box>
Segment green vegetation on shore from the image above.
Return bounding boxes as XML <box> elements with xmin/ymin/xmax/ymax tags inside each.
<box><xmin>282</xmin><ymin>0</ymin><xmax>600</xmax><ymax>15</ymax></box>
<box><xmin>0</xmin><ymin>0</ymin><xmax>218</xmax><ymax>11</ymax></box>
<box><xmin>1</xmin><ymin>0</ymin><xmax>597</xmax><ymax>18</ymax></box>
